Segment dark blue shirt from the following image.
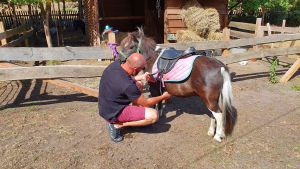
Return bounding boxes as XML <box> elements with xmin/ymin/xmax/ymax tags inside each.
<box><xmin>98</xmin><ymin>61</ymin><xmax>141</xmax><ymax>122</ymax></box>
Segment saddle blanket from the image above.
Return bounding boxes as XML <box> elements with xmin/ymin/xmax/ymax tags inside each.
<box><xmin>151</xmin><ymin>55</ymin><xmax>201</xmax><ymax>82</ymax></box>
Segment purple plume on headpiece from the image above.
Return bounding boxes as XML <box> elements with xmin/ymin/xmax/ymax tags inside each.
<box><xmin>108</xmin><ymin>43</ymin><xmax>119</xmax><ymax>60</ymax></box>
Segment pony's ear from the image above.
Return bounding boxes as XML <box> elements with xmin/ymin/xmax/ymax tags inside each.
<box><xmin>137</xmin><ymin>27</ymin><xmax>144</xmax><ymax>37</ymax></box>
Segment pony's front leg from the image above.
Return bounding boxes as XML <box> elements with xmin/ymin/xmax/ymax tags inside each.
<box><xmin>207</xmin><ymin>117</ymin><xmax>216</xmax><ymax>136</ymax></box>
<box><xmin>211</xmin><ymin>110</ymin><xmax>225</xmax><ymax>142</ymax></box>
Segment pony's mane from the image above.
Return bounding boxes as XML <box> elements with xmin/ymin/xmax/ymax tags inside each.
<box><xmin>129</xmin><ymin>28</ymin><xmax>157</xmax><ymax>59</ymax></box>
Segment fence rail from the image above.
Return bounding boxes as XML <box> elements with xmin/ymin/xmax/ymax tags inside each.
<box><xmin>0</xmin><ymin>10</ymin><xmax>79</xmax><ymax>29</ymax></box>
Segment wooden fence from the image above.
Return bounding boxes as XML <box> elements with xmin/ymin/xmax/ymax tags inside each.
<box><xmin>0</xmin><ymin>21</ymin><xmax>33</xmax><ymax>47</ymax></box>
<box><xmin>0</xmin><ymin>10</ymin><xmax>79</xmax><ymax>29</ymax></box>
<box><xmin>229</xmin><ymin>18</ymin><xmax>300</xmax><ymax>39</ymax></box>
<box><xmin>1</xmin><ymin>33</ymin><xmax>299</xmax><ymax>80</ymax></box>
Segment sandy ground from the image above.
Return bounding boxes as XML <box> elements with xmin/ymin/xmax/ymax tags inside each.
<box><xmin>0</xmin><ymin>58</ymin><xmax>300</xmax><ymax>169</ymax></box>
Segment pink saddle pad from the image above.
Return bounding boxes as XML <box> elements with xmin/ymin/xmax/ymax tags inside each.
<box><xmin>151</xmin><ymin>55</ymin><xmax>201</xmax><ymax>82</ymax></box>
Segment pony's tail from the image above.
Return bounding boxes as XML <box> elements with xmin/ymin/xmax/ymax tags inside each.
<box><xmin>220</xmin><ymin>67</ymin><xmax>237</xmax><ymax>136</ymax></box>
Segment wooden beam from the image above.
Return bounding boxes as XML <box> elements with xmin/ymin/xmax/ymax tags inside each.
<box><xmin>0</xmin><ymin>62</ymin><xmax>99</xmax><ymax>97</ymax></box>
<box><xmin>279</xmin><ymin>58</ymin><xmax>300</xmax><ymax>83</ymax></box>
<box><xmin>0</xmin><ymin>24</ymin><xmax>28</xmax><ymax>40</ymax></box>
<box><xmin>261</xmin><ymin>25</ymin><xmax>300</xmax><ymax>34</ymax></box>
<box><xmin>0</xmin><ymin>21</ymin><xmax>7</xmax><ymax>45</ymax></box>
<box><xmin>43</xmin><ymin>79</ymin><xmax>98</xmax><ymax>97</ymax></box>
<box><xmin>2</xmin><ymin>29</ymin><xmax>33</xmax><ymax>47</ymax></box>
<box><xmin>218</xmin><ymin>47</ymin><xmax>300</xmax><ymax>64</ymax></box>
<box><xmin>158</xmin><ymin>33</ymin><xmax>300</xmax><ymax>50</ymax></box>
<box><xmin>0</xmin><ymin>47</ymin><xmax>113</xmax><ymax>61</ymax></box>
<box><xmin>0</xmin><ymin>65</ymin><xmax>107</xmax><ymax>81</ymax></box>
<box><xmin>230</xmin><ymin>30</ymin><xmax>254</xmax><ymax>38</ymax></box>
<box><xmin>229</xmin><ymin>21</ymin><xmax>256</xmax><ymax>31</ymax></box>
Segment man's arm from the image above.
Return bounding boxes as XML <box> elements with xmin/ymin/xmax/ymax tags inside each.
<box><xmin>134</xmin><ymin>72</ymin><xmax>150</xmax><ymax>81</ymax></box>
<box><xmin>132</xmin><ymin>92</ymin><xmax>171</xmax><ymax>107</ymax></box>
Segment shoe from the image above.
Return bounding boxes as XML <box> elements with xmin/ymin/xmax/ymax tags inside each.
<box><xmin>107</xmin><ymin>123</ymin><xmax>123</xmax><ymax>143</ymax></box>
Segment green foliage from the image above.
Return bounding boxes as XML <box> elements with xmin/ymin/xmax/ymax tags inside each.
<box><xmin>9</xmin><ymin>0</ymin><xmax>44</xmax><ymax>4</ymax></box>
<box><xmin>291</xmin><ymin>85</ymin><xmax>300</xmax><ymax>91</ymax></box>
<box><xmin>269</xmin><ymin>56</ymin><xmax>279</xmax><ymax>84</ymax></box>
<box><xmin>229</xmin><ymin>0</ymin><xmax>296</xmax><ymax>14</ymax></box>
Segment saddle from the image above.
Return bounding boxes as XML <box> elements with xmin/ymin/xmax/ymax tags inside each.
<box><xmin>157</xmin><ymin>47</ymin><xmax>196</xmax><ymax>74</ymax></box>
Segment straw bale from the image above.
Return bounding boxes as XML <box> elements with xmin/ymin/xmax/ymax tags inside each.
<box><xmin>176</xmin><ymin>30</ymin><xmax>205</xmax><ymax>42</ymax></box>
<box><xmin>207</xmin><ymin>32</ymin><xmax>223</xmax><ymax>40</ymax></box>
<box><xmin>204</xmin><ymin>8</ymin><xmax>221</xmax><ymax>32</ymax></box>
<box><xmin>180</xmin><ymin>0</ymin><xmax>221</xmax><ymax>38</ymax></box>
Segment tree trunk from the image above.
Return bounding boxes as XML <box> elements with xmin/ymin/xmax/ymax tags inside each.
<box><xmin>62</xmin><ymin>0</ymin><xmax>66</xmax><ymax>22</ymax></box>
<box><xmin>39</xmin><ymin>2</ymin><xmax>53</xmax><ymax>47</ymax></box>
<box><xmin>9</xmin><ymin>2</ymin><xmax>18</xmax><ymax>27</ymax></box>
<box><xmin>57</xmin><ymin>1</ymin><xmax>64</xmax><ymax>46</ymax></box>
<box><xmin>84</xmin><ymin>0</ymin><xmax>100</xmax><ymax>46</ymax></box>
<box><xmin>78</xmin><ymin>0</ymin><xmax>83</xmax><ymax>20</ymax></box>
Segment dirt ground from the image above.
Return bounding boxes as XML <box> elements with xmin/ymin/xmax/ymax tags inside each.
<box><xmin>0</xmin><ymin>57</ymin><xmax>300</xmax><ymax>169</ymax></box>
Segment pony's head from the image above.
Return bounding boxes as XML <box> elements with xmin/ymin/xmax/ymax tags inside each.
<box><xmin>119</xmin><ymin>27</ymin><xmax>157</xmax><ymax>61</ymax></box>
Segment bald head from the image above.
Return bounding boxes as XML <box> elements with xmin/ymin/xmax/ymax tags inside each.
<box><xmin>126</xmin><ymin>53</ymin><xmax>146</xmax><ymax>69</ymax></box>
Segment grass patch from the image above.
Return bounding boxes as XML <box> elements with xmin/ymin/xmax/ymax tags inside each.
<box><xmin>291</xmin><ymin>85</ymin><xmax>300</xmax><ymax>91</ymax></box>
<box><xmin>47</xmin><ymin>60</ymin><xmax>61</xmax><ymax>65</ymax></box>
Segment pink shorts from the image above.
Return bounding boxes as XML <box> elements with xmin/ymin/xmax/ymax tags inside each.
<box><xmin>116</xmin><ymin>105</ymin><xmax>145</xmax><ymax>123</ymax></box>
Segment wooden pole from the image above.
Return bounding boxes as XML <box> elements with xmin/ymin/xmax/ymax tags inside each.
<box><xmin>280</xmin><ymin>58</ymin><xmax>300</xmax><ymax>83</ymax></box>
<box><xmin>266</xmin><ymin>23</ymin><xmax>273</xmax><ymax>48</ymax></box>
<box><xmin>252</xmin><ymin>18</ymin><xmax>263</xmax><ymax>61</ymax></box>
<box><xmin>0</xmin><ymin>21</ymin><xmax>7</xmax><ymax>45</ymax></box>
<box><xmin>222</xmin><ymin>27</ymin><xmax>230</xmax><ymax>57</ymax></box>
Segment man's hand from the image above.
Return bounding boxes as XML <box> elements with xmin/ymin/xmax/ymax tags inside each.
<box><xmin>162</xmin><ymin>91</ymin><xmax>172</xmax><ymax>100</ymax></box>
<box><xmin>135</xmin><ymin>81</ymin><xmax>144</xmax><ymax>92</ymax></box>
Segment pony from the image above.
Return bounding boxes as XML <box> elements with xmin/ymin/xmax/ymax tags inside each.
<box><xmin>119</xmin><ymin>28</ymin><xmax>237</xmax><ymax>142</ymax></box>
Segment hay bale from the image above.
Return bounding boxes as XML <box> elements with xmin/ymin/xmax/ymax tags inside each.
<box><xmin>204</xmin><ymin>8</ymin><xmax>221</xmax><ymax>33</ymax></box>
<box><xmin>176</xmin><ymin>30</ymin><xmax>205</xmax><ymax>42</ymax></box>
<box><xmin>180</xmin><ymin>0</ymin><xmax>221</xmax><ymax>38</ymax></box>
<box><xmin>207</xmin><ymin>32</ymin><xmax>223</xmax><ymax>40</ymax></box>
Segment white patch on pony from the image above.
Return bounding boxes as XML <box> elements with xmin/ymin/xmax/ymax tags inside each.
<box><xmin>209</xmin><ymin>108</ymin><xmax>225</xmax><ymax>142</ymax></box>
<box><xmin>207</xmin><ymin>118</ymin><xmax>216</xmax><ymax>137</ymax></box>
<box><xmin>155</xmin><ymin>46</ymin><xmax>162</xmax><ymax>51</ymax></box>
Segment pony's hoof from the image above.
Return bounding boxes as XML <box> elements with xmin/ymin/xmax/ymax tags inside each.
<box><xmin>213</xmin><ymin>135</ymin><xmax>222</xmax><ymax>142</ymax></box>
<box><xmin>207</xmin><ymin>129</ymin><xmax>215</xmax><ymax>137</ymax></box>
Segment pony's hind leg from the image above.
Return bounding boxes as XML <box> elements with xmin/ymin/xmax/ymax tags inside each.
<box><xmin>209</xmin><ymin>109</ymin><xmax>225</xmax><ymax>142</ymax></box>
<box><xmin>207</xmin><ymin>118</ymin><xmax>216</xmax><ymax>137</ymax></box>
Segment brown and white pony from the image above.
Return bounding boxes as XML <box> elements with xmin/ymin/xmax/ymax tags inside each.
<box><xmin>119</xmin><ymin>28</ymin><xmax>237</xmax><ymax>142</ymax></box>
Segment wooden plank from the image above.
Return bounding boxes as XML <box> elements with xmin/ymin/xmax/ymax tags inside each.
<box><xmin>0</xmin><ymin>47</ymin><xmax>113</xmax><ymax>61</ymax></box>
<box><xmin>0</xmin><ymin>62</ymin><xmax>98</xmax><ymax>97</ymax></box>
<box><xmin>218</xmin><ymin>47</ymin><xmax>300</xmax><ymax>64</ymax></box>
<box><xmin>230</xmin><ymin>30</ymin><xmax>254</xmax><ymax>38</ymax></box>
<box><xmin>0</xmin><ymin>21</ymin><xmax>7</xmax><ymax>45</ymax></box>
<box><xmin>229</xmin><ymin>21</ymin><xmax>256</xmax><ymax>31</ymax></box>
<box><xmin>0</xmin><ymin>65</ymin><xmax>107</xmax><ymax>81</ymax></box>
<box><xmin>261</xmin><ymin>25</ymin><xmax>300</xmax><ymax>34</ymax></box>
<box><xmin>2</xmin><ymin>29</ymin><xmax>33</xmax><ymax>47</ymax></box>
<box><xmin>0</xmin><ymin>24</ymin><xmax>28</xmax><ymax>40</ymax></box>
<box><xmin>158</xmin><ymin>33</ymin><xmax>300</xmax><ymax>50</ymax></box>
<box><xmin>167</xmin><ymin>27</ymin><xmax>187</xmax><ymax>34</ymax></box>
<box><xmin>167</xmin><ymin>14</ymin><xmax>182</xmax><ymax>20</ymax></box>
<box><xmin>166</xmin><ymin>9</ymin><xmax>181</xmax><ymax>15</ymax></box>
<box><xmin>43</xmin><ymin>79</ymin><xmax>98</xmax><ymax>97</ymax></box>
<box><xmin>99</xmin><ymin>16</ymin><xmax>144</xmax><ymax>20</ymax></box>
<box><xmin>167</xmin><ymin>19</ymin><xmax>186</xmax><ymax>28</ymax></box>
<box><xmin>279</xmin><ymin>58</ymin><xmax>300</xmax><ymax>83</ymax></box>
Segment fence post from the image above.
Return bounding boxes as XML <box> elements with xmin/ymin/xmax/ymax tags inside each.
<box><xmin>108</xmin><ymin>32</ymin><xmax>116</xmax><ymax>61</ymax></box>
<box><xmin>222</xmin><ymin>27</ymin><xmax>230</xmax><ymax>57</ymax></box>
<box><xmin>252</xmin><ymin>18</ymin><xmax>263</xmax><ymax>61</ymax></box>
<box><xmin>266</xmin><ymin>23</ymin><xmax>273</xmax><ymax>48</ymax></box>
<box><xmin>0</xmin><ymin>21</ymin><xmax>7</xmax><ymax>45</ymax></box>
